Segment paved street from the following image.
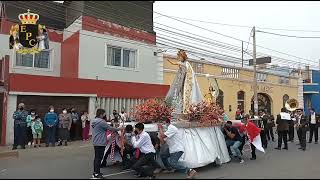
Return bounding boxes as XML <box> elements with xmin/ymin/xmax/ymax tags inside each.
<box><xmin>0</xmin><ymin>138</ymin><xmax>320</xmax><ymax>179</ymax></box>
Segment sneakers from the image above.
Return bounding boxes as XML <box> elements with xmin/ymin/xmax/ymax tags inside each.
<box><xmin>162</xmin><ymin>169</ymin><xmax>175</xmax><ymax>174</ymax></box>
<box><xmin>239</xmin><ymin>159</ymin><xmax>245</xmax><ymax>164</ymax></box>
<box><xmin>91</xmin><ymin>173</ymin><xmax>104</xmax><ymax>179</ymax></box>
<box><xmin>153</xmin><ymin>168</ymin><xmax>162</xmax><ymax>174</ymax></box>
<box><xmin>187</xmin><ymin>169</ymin><xmax>197</xmax><ymax>179</ymax></box>
<box><xmin>315</xmin><ymin>142</ymin><xmax>318</xmax><ymax>144</ymax></box>
<box><xmin>250</xmin><ymin>157</ymin><xmax>256</xmax><ymax>160</ymax></box>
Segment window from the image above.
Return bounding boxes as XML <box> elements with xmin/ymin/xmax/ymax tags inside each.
<box><xmin>257</xmin><ymin>73</ymin><xmax>267</xmax><ymax>82</ymax></box>
<box><xmin>15</xmin><ymin>49</ymin><xmax>52</xmax><ymax>69</ymax></box>
<box><xmin>190</xmin><ymin>62</ymin><xmax>204</xmax><ymax>74</ymax></box>
<box><xmin>279</xmin><ymin>77</ymin><xmax>289</xmax><ymax>85</ymax></box>
<box><xmin>216</xmin><ymin>89</ymin><xmax>224</xmax><ymax>108</ymax></box>
<box><xmin>106</xmin><ymin>46</ymin><xmax>137</xmax><ymax>68</ymax></box>
<box><xmin>222</xmin><ymin>67</ymin><xmax>239</xmax><ymax>79</ymax></box>
<box><xmin>283</xmin><ymin>94</ymin><xmax>289</xmax><ymax>108</ymax></box>
<box><xmin>237</xmin><ymin>91</ymin><xmax>245</xmax><ymax>111</ymax></box>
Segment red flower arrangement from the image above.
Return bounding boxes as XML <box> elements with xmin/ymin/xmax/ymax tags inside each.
<box><xmin>188</xmin><ymin>101</ymin><xmax>223</xmax><ymax>126</ymax></box>
<box><xmin>132</xmin><ymin>99</ymin><xmax>173</xmax><ymax>124</ymax></box>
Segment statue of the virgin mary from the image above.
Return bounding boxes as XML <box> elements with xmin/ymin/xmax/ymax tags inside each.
<box><xmin>165</xmin><ymin>50</ymin><xmax>204</xmax><ymax>116</ymax></box>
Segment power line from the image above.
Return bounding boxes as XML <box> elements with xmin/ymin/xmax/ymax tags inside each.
<box><xmin>126</xmin><ymin>1</ymin><xmax>318</xmax><ymax>63</ymax></box>
<box><xmin>157</xmin><ymin>14</ymin><xmax>320</xmax><ymax>33</ymax></box>
<box><xmin>257</xmin><ymin>30</ymin><xmax>320</xmax><ymax>38</ymax></box>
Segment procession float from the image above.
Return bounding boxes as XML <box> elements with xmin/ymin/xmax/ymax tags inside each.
<box><xmin>130</xmin><ymin>50</ymin><xmax>231</xmax><ymax>168</ymax></box>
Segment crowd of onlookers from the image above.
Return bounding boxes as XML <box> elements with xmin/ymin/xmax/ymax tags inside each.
<box><xmin>12</xmin><ymin>103</ymin><xmax>92</xmax><ymax>149</ymax></box>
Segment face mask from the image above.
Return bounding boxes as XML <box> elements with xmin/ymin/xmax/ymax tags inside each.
<box><xmin>113</xmin><ymin>112</ymin><xmax>117</xmax><ymax>115</ymax></box>
<box><xmin>50</xmin><ymin>109</ymin><xmax>54</xmax><ymax>112</ymax></box>
<box><xmin>19</xmin><ymin>107</ymin><xmax>23</xmax><ymax>110</ymax></box>
<box><xmin>121</xmin><ymin>112</ymin><xmax>124</xmax><ymax>114</ymax></box>
<box><xmin>63</xmin><ymin>110</ymin><xmax>67</xmax><ymax>114</ymax></box>
<box><xmin>31</xmin><ymin>112</ymin><xmax>35</xmax><ymax>115</ymax></box>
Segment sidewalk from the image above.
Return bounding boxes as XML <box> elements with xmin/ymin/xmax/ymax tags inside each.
<box><xmin>0</xmin><ymin>140</ymin><xmax>92</xmax><ymax>159</ymax></box>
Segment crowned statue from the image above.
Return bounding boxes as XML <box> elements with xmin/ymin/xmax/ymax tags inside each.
<box><xmin>37</xmin><ymin>25</ymin><xmax>49</xmax><ymax>50</ymax></box>
<box><xmin>165</xmin><ymin>50</ymin><xmax>204</xmax><ymax>116</ymax></box>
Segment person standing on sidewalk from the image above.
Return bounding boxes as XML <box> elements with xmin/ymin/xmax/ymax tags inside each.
<box><xmin>12</xmin><ymin>103</ymin><xmax>28</xmax><ymax>150</ymax></box>
<box><xmin>275</xmin><ymin>108</ymin><xmax>290</xmax><ymax>150</ymax></box>
<box><xmin>44</xmin><ymin>106</ymin><xmax>58</xmax><ymax>147</ymax></box>
<box><xmin>81</xmin><ymin>111</ymin><xmax>90</xmax><ymax>141</ymax></box>
<box><xmin>308</xmin><ymin>108</ymin><xmax>319</xmax><ymax>144</ymax></box>
<box><xmin>31</xmin><ymin>115</ymin><xmax>43</xmax><ymax>148</ymax></box>
<box><xmin>58</xmin><ymin>108</ymin><xmax>72</xmax><ymax>146</ymax></box>
<box><xmin>91</xmin><ymin>109</ymin><xmax>122</xmax><ymax>179</ymax></box>
<box><xmin>26</xmin><ymin>109</ymin><xmax>36</xmax><ymax>147</ymax></box>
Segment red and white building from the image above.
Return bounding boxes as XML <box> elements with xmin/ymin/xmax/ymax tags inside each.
<box><xmin>0</xmin><ymin>1</ymin><xmax>169</xmax><ymax>145</ymax></box>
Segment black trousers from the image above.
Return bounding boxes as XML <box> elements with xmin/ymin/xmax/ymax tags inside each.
<box><xmin>266</xmin><ymin>127</ymin><xmax>275</xmax><ymax>141</ymax></box>
<box><xmin>13</xmin><ymin>124</ymin><xmax>26</xmax><ymax>148</ymax></box>
<box><xmin>297</xmin><ymin>128</ymin><xmax>307</xmax><ymax>149</ymax></box>
<box><xmin>239</xmin><ymin>135</ymin><xmax>246</xmax><ymax>155</ymax></box>
<box><xmin>132</xmin><ymin>153</ymin><xmax>158</xmax><ymax>177</ymax></box>
<box><xmin>101</xmin><ymin>145</ymin><xmax>121</xmax><ymax>166</ymax></box>
<box><xmin>309</xmin><ymin>124</ymin><xmax>318</xmax><ymax>142</ymax></box>
<box><xmin>26</xmin><ymin>126</ymin><xmax>33</xmax><ymax>143</ymax></box>
<box><xmin>288</xmin><ymin>124</ymin><xmax>295</xmax><ymax>141</ymax></box>
<box><xmin>277</xmin><ymin>130</ymin><xmax>288</xmax><ymax>149</ymax></box>
<box><xmin>93</xmin><ymin>146</ymin><xmax>106</xmax><ymax>174</ymax></box>
<box><xmin>260</xmin><ymin>130</ymin><xmax>268</xmax><ymax>148</ymax></box>
<box><xmin>251</xmin><ymin>143</ymin><xmax>256</xmax><ymax>158</ymax></box>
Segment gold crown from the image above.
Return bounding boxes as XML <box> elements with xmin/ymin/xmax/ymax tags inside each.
<box><xmin>18</xmin><ymin>9</ymin><xmax>39</xmax><ymax>25</ymax></box>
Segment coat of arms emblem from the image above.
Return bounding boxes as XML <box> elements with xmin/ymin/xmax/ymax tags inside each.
<box><xmin>9</xmin><ymin>9</ymin><xmax>49</xmax><ymax>54</ymax></box>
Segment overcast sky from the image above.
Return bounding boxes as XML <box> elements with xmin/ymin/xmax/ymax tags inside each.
<box><xmin>154</xmin><ymin>1</ymin><xmax>320</xmax><ymax>69</ymax></box>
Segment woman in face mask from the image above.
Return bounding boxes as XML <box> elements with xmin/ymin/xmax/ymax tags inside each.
<box><xmin>44</xmin><ymin>106</ymin><xmax>58</xmax><ymax>147</ymax></box>
<box><xmin>26</xmin><ymin>109</ymin><xmax>36</xmax><ymax>147</ymax></box>
<box><xmin>58</xmin><ymin>108</ymin><xmax>72</xmax><ymax>146</ymax></box>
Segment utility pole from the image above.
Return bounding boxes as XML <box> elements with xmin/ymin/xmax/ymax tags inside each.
<box><xmin>241</xmin><ymin>41</ymin><xmax>244</xmax><ymax>67</ymax></box>
<box><xmin>252</xmin><ymin>26</ymin><xmax>258</xmax><ymax>115</ymax></box>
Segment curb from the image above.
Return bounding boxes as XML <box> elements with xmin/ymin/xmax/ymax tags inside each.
<box><xmin>0</xmin><ymin>150</ymin><xmax>19</xmax><ymax>159</ymax></box>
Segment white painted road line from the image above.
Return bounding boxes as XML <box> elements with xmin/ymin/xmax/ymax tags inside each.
<box><xmin>102</xmin><ymin>170</ymin><xmax>134</xmax><ymax>177</ymax></box>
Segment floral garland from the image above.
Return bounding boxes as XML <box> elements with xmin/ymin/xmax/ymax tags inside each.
<box><xmin>132</xmin><ymin>99</ymin><xmax>173</xmax><ymax>123</ymax></box>
<box><xmin>188</xmin><ymin>101</ymin><xmax>224</xmax><ymax>126</ymax></box>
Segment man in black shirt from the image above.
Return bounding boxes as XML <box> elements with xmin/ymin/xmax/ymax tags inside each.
<box><xmin>223</xmin><ymin>121</ymin><xmax>244</xmax><ymax>163</ymax></box>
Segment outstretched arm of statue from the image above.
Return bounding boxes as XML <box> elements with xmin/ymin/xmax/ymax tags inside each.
<box><xmin>167</xmin><ymin>59</ymin><xmax>179</xmax><ymax>66</ymax></box>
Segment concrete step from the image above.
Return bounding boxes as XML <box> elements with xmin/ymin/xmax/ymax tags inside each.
<box><xmin>0</xmin><ymin>150</ymin><xmax>19</xmax><ymax>159</ymax></box>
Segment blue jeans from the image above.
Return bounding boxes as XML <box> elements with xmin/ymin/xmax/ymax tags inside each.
<box><xmin>226</xmin><ymin>140</ymin><xmax>242</xmax><ymax>158</ymax></box>
<box><xmin>46</xmin><ymin>126</ymin><xmax>56</xmax><ymax>145</ymax></box>
<box><xmin>161</xmin><ymin>151</ymin><xmax>188</xmax><ymax>173</ymax></box>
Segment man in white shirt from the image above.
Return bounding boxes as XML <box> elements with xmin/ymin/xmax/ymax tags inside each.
<box><xmin>131</xmin><ymin>123</ymin><xmax>158</xmax><ymax>179</ymax></box>
<box><xmin>158</xmin><ymin>119</ymin><xmax>197</xmax><ymax>179</ymax></box>
<box><xmin>308</xmin><ymin>108</ymin><xmax>319</xmax><ymax>144</ymax></box>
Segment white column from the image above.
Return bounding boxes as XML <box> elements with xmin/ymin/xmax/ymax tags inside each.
<box><xmin>105</xmin><ymin>98</ymin><xmax>110</xmax><ymax>117</ymax></box>
<box><xmin>110</xmin><ymin>98</ymin><xmax>114</xmax><ymax>118</ymax></box>
<box><xmin>88</xmin><ymin>96</ymin><xmax>96</xmax><ymax>120</ymax></box>
<box><xmin>6</xmin><ymin>95</ymin><xmax>17</xmax><ymax>145</ymax></box>
<box><xmin>101</xmin><ymin>98</ymin><xmax>106</xmax><ymax>110</ymax></box>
